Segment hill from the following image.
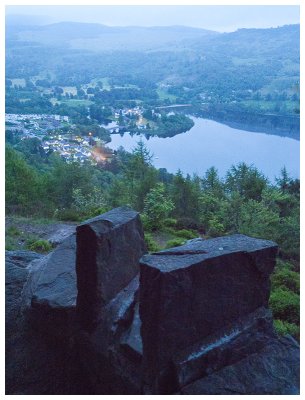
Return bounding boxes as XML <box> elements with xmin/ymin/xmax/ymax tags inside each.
<box><xmin>6</xmin><ymin>21</ymin><xmax>218</xmax><ymax>51</ymax></box>
<box><xmin>5</xmin><ymin>22</ymin><xmax>300</xmax><ymax>119</ymax></box>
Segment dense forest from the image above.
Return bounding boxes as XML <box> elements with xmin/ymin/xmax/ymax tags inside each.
<box><xmin>5</xmin><ymin>139</ymin><xmax>300</xmax><ymax>340</ymax></box>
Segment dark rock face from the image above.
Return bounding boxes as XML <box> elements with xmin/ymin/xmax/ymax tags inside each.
<box><xmin>6</xmin><ymin>250</ymin><xmax>43</xmax><ymax>333</ymax></box>
<box><xmin>6</xmin><ymin>209</ymin><xmax>300</xmax><ymax>395</ymax></box>
<box><xmin>76</xmin><ymin>206</ymin><xmax>146</xmax><ymax>330</ymax></box>
<box><xmin>77</xmin><ymin>275</ymin><xmax>142</xmax><ymax>394</ymax></box>
<box><xmin>172</xmin><ymin>307</ymin><xmax>276</xmax><ymax>391</ymax></box>
<box><xmin>48</xmin><ymin>225</ymin><xmax>76</xmax><ymax>246</ymax></box>
<box><xmin>5</xmin><ymin>250</ymin><xmax>83</xmax><ymax>395</ymax></box>
<box><xmin>180</xmin><ymin>335</ymin><xmax>300</xmax><ymax>395</ymax></box>
<box><xmin>139</xmin><ymin>234</ymin><xmax>278</xmax><ymax>393</ymax></box>
<box><xmin>22</xmin><ymin>233</ymin><xmax>77</xmax><ymax>338</ymax></box>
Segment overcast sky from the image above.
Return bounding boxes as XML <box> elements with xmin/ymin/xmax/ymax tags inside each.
<box><xmin>5</xmin><ymin>5</ymin><xmax>300</xmax><ymax>32</ymax></box>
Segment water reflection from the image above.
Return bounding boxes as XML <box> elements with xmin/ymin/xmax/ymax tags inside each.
<box><xmin>107</xmin><ymin>117</ymin><xmax>300</xmax><ymax>182</ymax></box>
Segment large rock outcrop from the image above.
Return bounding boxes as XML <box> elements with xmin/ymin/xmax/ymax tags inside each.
<box><xmin>76</xmin><ymin>206</ymin><xmax>146</xmax><ymax>330</ymax></box>
<box><xmin>22</xmin><ymin>233</ymin><xmax>77</xmax><ymax>338</ymax></box>
<box><xmin>5</xmin><ymin>249</ymin><xmax>83</xmax><ymax>395</ymax></box>
<box><xmin>5</xmin><ymin>208</ymin><xmax>300</xmax><ymax>395</ymax></box>
<box><xmin>139</xmin><ymin>235</ymin><xmax>278</xmax><ymax>393</ymax></box>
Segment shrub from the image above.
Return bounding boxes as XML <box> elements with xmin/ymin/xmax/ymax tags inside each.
<box><xmin>143</xmin><ymin>183</ymin><xmax>174</xmax><ymax>231</ymax></box>
<box><xmin>269</xmin><ymin>287</ymin><xmax>299</xmax><ymax>325</ymax></box>
<box><xmin>176</xmin><ymin>217</ymin><xmax>200</xmax><ymax>231</ymax></box>
<box><xmin>5</xmin><ymin>237</ymin><xmax>16</xmax><ymax>251</ymax></box>
<box><xmin>26</xmin><ymin>239</ymin><xmax>52</xmax><ymax>253</ymax></box>
<box><xmin>6</xmin><ymin>226</ymin><xmax>21</xmax><ymax>237</ymax></box>
<box><xmin>207</xmin><ymin>217</ymin><xmax>226</xmax><ymax>238</ymax></box>
<box><xmin>271</xmin><ymin>268</ymin><xmax>300</xmax><ymax>294</ymax></box>
<box><xmin>174</xmin><ymin>229</ymin><xmax>198</xmax><ymax>240</ymax></box>
<box><xmin>71</xmin><ymin>187</ymin><xmax>107</xmax><ymax>219</ymax></box>
<box><xmin>163</xmin><ymin>218</ymin><xmax>177</xmax><ymax>228</ymax></box>
<box><xmin>140</xmin><ymin>214</ymin><xmax>151</xmax><ymax>231</ymax></box>
<box><xmin>144</xmin><ymin>233</ymin><xmax>161</xmax><ymax>252</ymax></box>
<box><xmin>273</xmin><ymin>319</ymin><xmax>299</xmax><ymax>341</ymax></box>
<box><xmin>165</xmin><ymin>238</ymin><xmax>186</xmax><ymax>249</ymax></box>
<box><xmin>54</xmin><ymin>208</ymin><xmax>83</xmax><ymax>222</ymax></box>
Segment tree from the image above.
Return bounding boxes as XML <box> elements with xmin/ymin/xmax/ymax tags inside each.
<box><xmin>118</xmin><ymin>110</ymin><xmax>124</xmax><ymax>126</ymax></box>
<box><xmin>225</xmin><ymin>163</ymin><xmax>267</xmax><ymax>201</ymax></box>
<box><xmin>276</xmin><ymin>167</ymin><xmax>290</xmax><ymax>193</ymax></box>
<box><xmin>123</xmin><ymin>140</ymin><xmax>157</xmax><ymax>210</ymax></box>
<box><xmin>201</xmin><ymin>167</ymin><xmax>224</xmax><ymax>197</ymax></box>
<box><xmin>143</xmin><ymin>183</ymin><xmax>174</xmax><ymax>230</ymax></box>
<box><xmin>169</xmin><ymin>171</ymin><xmax>201</xmax><ymax>221</ymax></box>
<box><xmin>5</xmin><ymin>145</ymin><xmax>44</xmax><ymax>215</ymax></box>
<box><xmin>46</xmin><ymin>159</ymin><xmax>96</xmax><ymax>209</ymax></box>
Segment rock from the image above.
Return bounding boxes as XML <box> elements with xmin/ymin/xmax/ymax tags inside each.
<box><xmin>76</xmin><ymin>206</ymin><xmax>146</xmax><ymax>330</ymax></box>
<box><xmin>6</xmin><ymin>211</ymin><xmax>300</xmax><ymax>395</ymax></box>
<box><xmin>5</xmin><ymin>250</ymin><xmax>43</xmax><ymax>268</ymax></box>
<box><xmin>76</xmin><ymin>276</ymin><xmax>142</xmax><ymax>395</ymax></box>
<box><xmin>172</xmin><ymin>307</ymin><xmax>276</xmax><ymax>391</ymax></box>
<box><xmin>139</xmin><ymin>234</ymin><xmax>278</xmax><ymax>393</ymax></box>
<box><xmin>6</xmin><ymin>250</ymin><xmax>43</xmax><ymax>333</ymax></box>
<box><xmin>120</xmin><ymin>303</ymin><xmax>143</xmax><ymax>362</ymax></box>
<box><xmin>6</xmin><ymin>249</ymin><xmax>84</xmax><ymax>395</ymax></box>
<box><xmin>22</xmin><ymin>233</ymin><xmax>77</xmax><ymax>338</ymax></box>
<box><xmin>48</xmin><ymin>225</ymin><xmax>76</xmax><ymax>246</ymax></box>
<box><xmin>180</xmin><ymin>335</ymin><xmax>300</xmax><ymax>395</ymax></box>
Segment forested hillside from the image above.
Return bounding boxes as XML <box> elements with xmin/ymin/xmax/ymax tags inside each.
<box><xmin>5</xmin><ymin>140</ymin><xmax>300</xmax><ymax>340</ymax></box>
<box><xmin>6</xmin><ymin>22</ymin><xmax>300</xmax><ymax>118</ymax></box>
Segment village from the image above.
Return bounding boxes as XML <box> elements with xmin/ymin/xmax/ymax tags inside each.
<box><xmin>5</xmin><ymin>106</ymin><xmax>156</xmax><ymax>164</ymax></box>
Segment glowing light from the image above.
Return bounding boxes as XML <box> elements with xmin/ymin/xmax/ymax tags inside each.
<box><xmin>91</xmin><ymin>146</ymin><xmax>113</xmax><ymax>164</ymax></box>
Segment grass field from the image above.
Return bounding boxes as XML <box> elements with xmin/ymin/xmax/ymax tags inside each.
<box><xmin>92</xmin><ymin>77</ymin><xmax>111</xmax><ymax>90</ymax></box>
<box><xmin>156</xmin><ymin>88</ymin><xmax>177</xmax><ymax>102</ymax></box>
<box><xmin>59</xmin><ymin>99</ymin><xmax>94</xmax><ymax>107</ymax></box>
<box><xmin>241</xmin><ymin>99</ymin><xmax>299</xmax><ymax>114</ymax></box>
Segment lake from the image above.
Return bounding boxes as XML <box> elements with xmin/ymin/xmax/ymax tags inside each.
<box><xmin>107</xmin><ymin>117</ymin><xmax>300</xmax><ymax>182</ymax></box>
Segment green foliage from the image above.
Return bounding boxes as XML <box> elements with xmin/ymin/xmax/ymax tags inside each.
<box><xmin>163</xmin><ymin>218</ymin><xmax>177</xmax><ymax>228</ymax></box>
<box><xmin>207</xmin><ymin>216</ymin><xmax>226</xmax><ymax>238</ymax></box>
<box><xmin>276</xmin><ymin>212</ymin><xmax>300</xmax><ymax>259</ymax></box>
<box><xmin>143</xmin><ymin>183</ymin><xmax>174</xmax><ymax>230</ymax></box>
<box><xmin>5</xmin><ymin>237</ymin><xmax>17</xmax><ymax>251</ymax></box>
<box><xmin>174</xmin><ymin>229</ymin><xmax>197</xmax><ymax>240</ymax></box>
<box><xmin>176</xmin><ymin>217</ymin><xmax>202</xmax><ymax>231</ymax></box>
<box><xmin>122</xmin><ymin>140</ymin><xmax>158</xmax><ymax>211</ymax></box>
<box><xmin>5</xmin><ymin>145</ymin><xmax>47</xmax><ymax>215</ymax></box>
<box><xmin>165</xmin><ymin>238</ymin><xmax>186</xmax><ymax>248</ymax></box>
<box><xmin>153</xmin><ymin>113</ymin><xmax>194</xmax><ymax>138</ymax></box>
<box><xmin>71</xmin><ymin>187</ymin><xmax>107</xmax><ymax>219</ymax></box>
<box><xmin>237</xmin><ymin>199</ymin><xmax>281</xmax><ymax>240</ymax></box>
<box><xmin>6</xmin><ymin>226</ymin><xmax>21</xmax><ymax>237</ymax></box>
<box><xmin>47</xmin><ymin>158</ymin><xmax>97</xmax><ymax>209</ymax></box>
<box><xmin>273</xmin><ymin>320</ymin><xmax>299</xmax><ymax>341</ymax></box>
<box><xmin>272</xmin><ymin>268</ymin><xmax>299</xmax><ymax>294</ymax></box>
<box><xmin>269</xmin><ymin>288</ymin><xmax>299</xmax><ymax>325</ymax></box>
<box><xmin>201</xmin><ymin>167</ymin><xmax>224</xmax><ymax>198</ymax></box>
<box><xmin>144</xmin><ymin>233</ymin><xmax>161</xmax><ymax>252</ymax></box>
<box><xmin>26</xmin><ymin>238</ymin><xmax>52</xmax><ymax>253</ymax></box>
<box><xmin>170</xmin><ymin>171</ymin><xmax>201</xmax><ymax>221</ymax></box>
<box><xmin>54</xmin><ymin>186</ymin><xmax>108</xmax><ymax>221</ymax></box>
<box><xmin>225</xmin><ymin>163</ymin><xmax>267</xmax><ymax>201</ymax></box>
